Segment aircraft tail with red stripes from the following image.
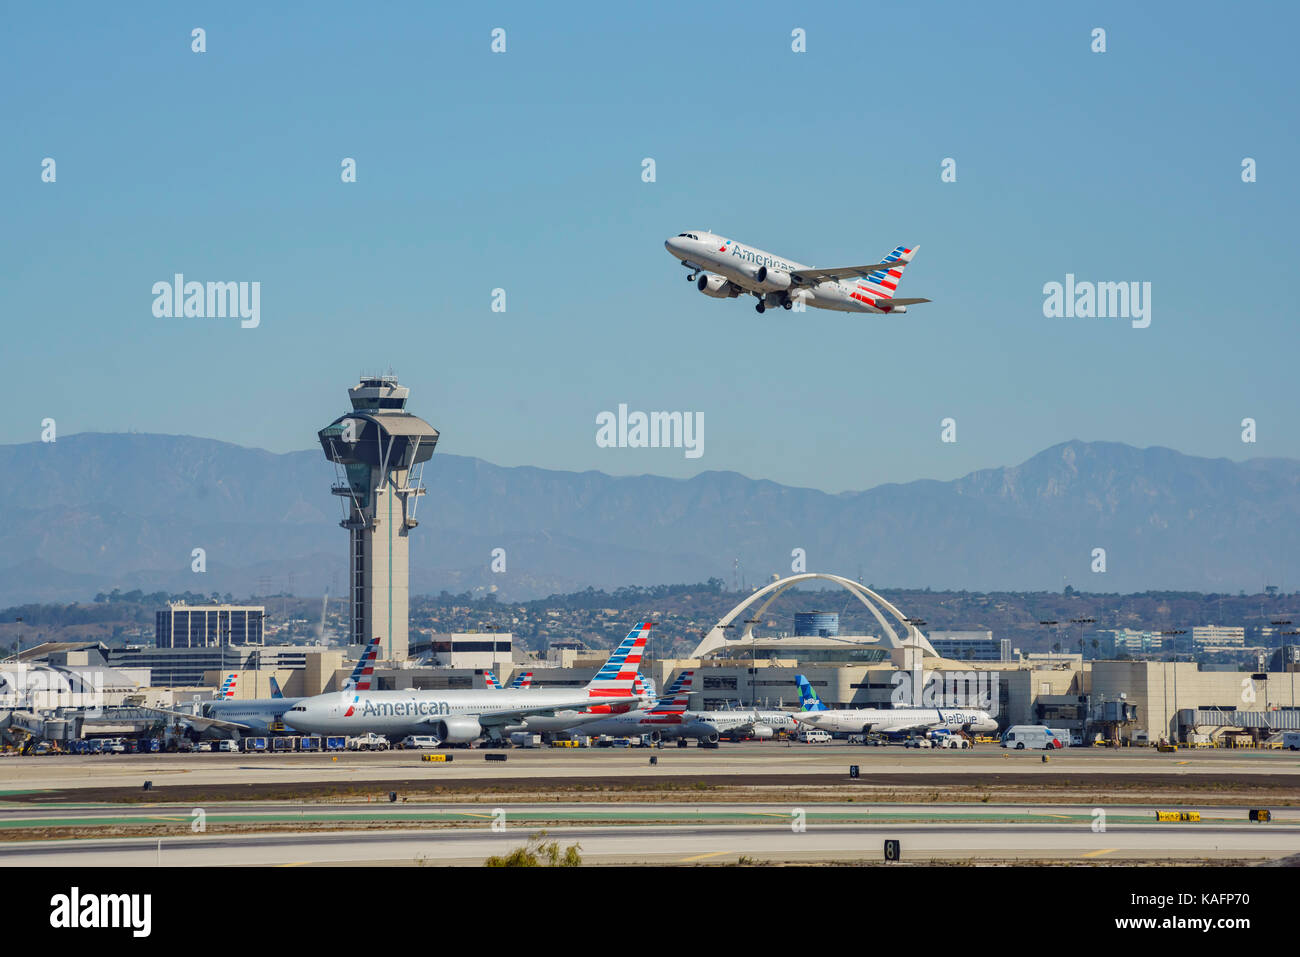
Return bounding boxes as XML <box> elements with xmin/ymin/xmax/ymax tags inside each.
<box><xmin>342</xmin><ymin>636</ymin><xmax>382</xmax><ymax>692</ymax></box>
<box><xmin>581</xmin><ymin>621</ymin><xmax>653</xmax><ymax>712</ymax></box>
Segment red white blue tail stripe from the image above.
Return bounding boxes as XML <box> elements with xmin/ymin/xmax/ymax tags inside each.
<box><xmin>648</xmin><ymin>669</ymin><xmax>694</xmax><ymax>715</ymax></box>
<box><xmin>219</xmin><ymin>674</ymin><xmax>238</xmax><ymax>699</ymax></box>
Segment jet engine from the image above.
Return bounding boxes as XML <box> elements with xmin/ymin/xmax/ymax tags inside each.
<box><xmin>750</xmin><ymin>723</ymin><xmax>774</xmax><ymax>740</ymax></box>
<box><xmin>430</xmin><ymin>716</ymin><xmax>482</xmax><ymax>744</ymax></box>
<box><xmin>754</xmin><ymin>265</ymin><xmax>792</xmax><ymax>291</ymax></box>
<box><xmin>697</xmin><ymin>274</ymin><xmax>739</xmax><ymax>298</ymax></box>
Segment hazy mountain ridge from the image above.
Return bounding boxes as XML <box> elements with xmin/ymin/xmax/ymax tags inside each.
<box><xmin>1</xmin><ymin>434</ymin><xmax>1296</xmax><ymax>605</ymax></box>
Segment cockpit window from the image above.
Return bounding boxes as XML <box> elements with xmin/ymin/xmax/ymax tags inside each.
<box><xmin>677</xmin><ymin>233</ymin><xmax>700</xmax><ymax>240</ymax></box>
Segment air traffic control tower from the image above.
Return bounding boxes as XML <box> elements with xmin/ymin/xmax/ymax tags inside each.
<box><xmin>319</xmin><ymin>376</ymin><xmax>438</xmax><ymax>661</ymax></box>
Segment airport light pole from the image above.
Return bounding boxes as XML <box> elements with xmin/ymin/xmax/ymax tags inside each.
<box><xmin>1039</xmin><ymin>620</ymin><xmax>1062</xmax><ymax>662</ymax></box>
<box><xmin>905</xmin><ymin>618</ymin><xmax>926</xmax><ymax>706</ymax></box>
<box><xmin>1070</xmin><ymin>618</ymin><xmax>1095</xmax><ymax>737</ymax></box>
<box><xmin>1159</xmin><ymin>629</ymin><xmax>1187</xmax><ymax>742</ymax></box>
<box><xmin>1279</xmin><ymin>626</ymin><xmax>1299</xmax><ymax>714</ymax></box>
<box><xmin>744</xmin><ymin>618</ymin><xmax>761</xmax><ymax>709</ymax></box>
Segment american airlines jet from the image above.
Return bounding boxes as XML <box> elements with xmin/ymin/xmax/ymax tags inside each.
<box><xmin>285</xmin><ymin>623</ymin><xmax>655</xmax><ymax>745</ymax></box>
<box><xmin>149</xmin><ymin>636</ymin><xmax>383</xmax><ymax>738</ymax></box>
<box><xmin>664</xmin><ymin>231</ymin><xmax>929</xmax><ymax>315</ymax></box>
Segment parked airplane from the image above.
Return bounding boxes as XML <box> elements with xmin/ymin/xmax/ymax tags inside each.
<box><xmin>791</xmin><ymin>675</ymin><xmax>997</xmax><ymax>737</ymax></box>
<box><xmin>284</xmin><ymin>623</ymin><xmax>656</xmax><ymax>745</ymax></box>
<box><xmin>665</xmin><ymin>230</ymin><xmax>929</xmax><ymax>315</ymax></box>
<box><xmin>484</xmin><ymin>670</ymin><xmax>534</xmax><ymax>690</ymax></box>
<box><xmin>552</xmin><ymin>670</ymin><xmax>697</xmax><ymax>740</ymax></box>
<box><xmin>150</xmin><ymin>636</ymin><xmax>382</xmax><ymax>737</ymax></box>
<box><xmin>692</xmin><ymin>704</ymin><xmax>798</xmax><ymax>741</ymax></box>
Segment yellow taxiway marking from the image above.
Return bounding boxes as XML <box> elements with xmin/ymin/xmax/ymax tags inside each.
<box><xmin>1083</xmin><ymin>848</ymin><xmax>1117</xmax><ymax>858</ymax></box>
<box><xmin>1175</xmin><ymin>761</ymin><xmax>1190</xmax><ymax>766</ymax></box>
<box><xmin>275</xmin><ymin>862</ymin><xmax>310</xmax><ymax>867</ymax></box>
<box><xmin>679</xmin><ymin>851</ymin><xmax>730</xmax><ymax>863</ymax></box>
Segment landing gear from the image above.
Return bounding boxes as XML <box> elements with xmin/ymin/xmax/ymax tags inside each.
<box><xmin>782</xmin><ymin>298</ymin><xmax>793</xmax><ymax>310</ymax></box>
<box><xmin>687</xmin><ymin>272</ymin><xmax>698</xmax><ymax>282</ymax></box>
<box><xmin>676</xmin><ymin>738</ymin><xmax>689</xmax><ymax>749</ymax></box>
<box><xmin>755</xmin><ymin>301</ymin><xmax>766</xmax><ymax>314</ymax></box>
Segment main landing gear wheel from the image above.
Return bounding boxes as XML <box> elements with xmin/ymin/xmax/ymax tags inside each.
<box><xmin>755</xmin><ymin>301</ymin><xmax>766</xmax><ymax>314</ymax></box>
<box><xmin>782</xmin><ymin>300</ymin><xmax>793</xmax><ymax>310</ymax></box>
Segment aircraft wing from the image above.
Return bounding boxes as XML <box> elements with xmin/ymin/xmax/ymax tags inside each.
<box><xmin>137</xmin><ymin>706</ymin><xmax>251</xmax><ymax>733</ymax></box>
<box><xmin>873</xmin><ymin>297</ymin><xmax>931</xmax><ymax>306</ymax></box>
<box><xmin>790</xmin><ymin>262</ymin><xmax>901</xmax><ymax>284</ymax></box>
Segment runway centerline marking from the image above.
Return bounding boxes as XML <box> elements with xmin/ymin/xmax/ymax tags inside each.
<box><xmin>679</xmin><ymin>850</ymin><xmax>729</xmax><ymax>862</ymax></box>
<box><xmin>1083</xmin><ymin>848</ymin><xmax>1117</xmax><ymax>857</ymax></box>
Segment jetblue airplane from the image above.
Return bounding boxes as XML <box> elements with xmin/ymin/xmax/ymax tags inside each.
<box><xmin>664</xmin><ymin>230</ymin><xmax>929</xmax><ymax>315</ymax></box>
<box><xmin>792</xmin><ymin>675</ymin><xmax>997</xmax><ymax>737</ymax></box>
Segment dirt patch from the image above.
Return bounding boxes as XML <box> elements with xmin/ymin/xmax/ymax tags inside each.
<box><xmin>5</xmin><ymin>772</ymin><xmax>1298</xmax><ymax>807</ymax></box>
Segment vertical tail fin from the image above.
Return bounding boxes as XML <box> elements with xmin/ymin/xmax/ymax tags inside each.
<box><xmin>857</xmin><ymin>244</ymin><xmax>917</xmax><ymax>299</ymax></box>
<box><xmin>584</xmin><ymin>622</ymin><xmax>653</xmax><ymax>698</ymax></box>
<box><xmin>342</xmin><ymin>636</ymin><xmax>382</xmax><ymax>692</ymax></box>
<box><xmin>649</xmin><ymin>669</ymin><xmax>695</xmax><ymax>714</ymax></box>
<box><xmin>511</xmin><ymin>671</ymin><xmax>534</xmax><ymax>689</ymax></box>
<box><xmin>795</xmin><ymin>674</ymin><xmax>828</xmax><ymax>712</ymax></box>
<box><xmin>268</xmin><ymin>676</ymin><xmax>283</xmax><ymax>700</ymax></box>
<box><xmin>484</xmin><ymin>670</ymin><xmax>501</xmax><ymax>690</ymax></box>
<box><xmin>219</xmin><ymin>674</ymin><xmax>239</xmax><ymax>699</ymax></box>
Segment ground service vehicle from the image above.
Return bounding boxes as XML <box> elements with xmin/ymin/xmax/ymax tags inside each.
<box><xmin>1001</xmin><ymin>725</ymin><xmax>1065</xmax><ymax>750</ymax></box>
<box><xmin>400</xmin><ymin>735</ymin><xmax>440</xmax><ymax>749</ymax></box>
<box><xmin>1283</xmin><ymin>731</ymin><xmax>1300</xmax><ymax>750</ymax></box>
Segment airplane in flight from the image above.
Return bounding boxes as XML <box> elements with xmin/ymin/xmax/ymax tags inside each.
<box><xmin>664</xmin><ymin>230</ymin><xmax>929</xmax><ymax>315</ymax></box>
<box><xmin>791</xmin><ymin>675</ymin><xmax>997</xmax><ymax>738</ymax></box>
<box><xmin>284</xmin><ymin>623</ymin><xmax>656</xmax><ymax>745</ymax></box>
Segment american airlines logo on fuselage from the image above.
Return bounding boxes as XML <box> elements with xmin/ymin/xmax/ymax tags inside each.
<box><xmin>723</xmin><ymin>242</ymin><xmax>796</xmax><ymax>273</ymax></box>
<box><xmin>358</xmin><ymin>698</ymin><xmax>452</xmax><ymax>717</ymax></box>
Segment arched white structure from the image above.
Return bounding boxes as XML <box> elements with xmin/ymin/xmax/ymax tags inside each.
<box><xmin>690</xmin><ymin>573</ymin><xmax>936</xmax><ymax>668</ymax></box>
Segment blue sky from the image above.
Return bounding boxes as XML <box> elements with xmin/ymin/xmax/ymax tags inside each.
<box><xmin>3</xmin><ymin>2</ymin><xmax>1297</xmax><ymax>492</ymax></box>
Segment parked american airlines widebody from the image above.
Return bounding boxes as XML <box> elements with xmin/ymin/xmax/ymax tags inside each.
<box><xmin>284</xmin><ymin>622</ymin><xmax>655</xmax><ymax>746</ymax></box>
<box><xmin>147</xmin><ymin>636</ymin><xmax>384</xmax><ymax>738</ymax></box>
<box><xmin>664</xmin><ymin>230</ymin><xmax>930</xmax><ymax>315</ymax></box>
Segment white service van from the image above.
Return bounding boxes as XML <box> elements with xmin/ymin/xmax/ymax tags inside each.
<box><xmin>797</xmin><ymin>729</ymin><xmax>833</xmax><ymax>743</ymax></box>
<box><xmin>1000</xmin><ymin>725</ymin><xmax>1065</xmax><ymax>750</ymax></box>
<box><xmin>400</xmin><ymin>735</ymin><xmax>440</xmax><ymax>749</ymax></box>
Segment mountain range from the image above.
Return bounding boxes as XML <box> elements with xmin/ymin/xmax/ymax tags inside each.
<box><xmin>1</xmin><ymin>433</ymin><xmax>1296</xmax><ymax>606</ymax></box>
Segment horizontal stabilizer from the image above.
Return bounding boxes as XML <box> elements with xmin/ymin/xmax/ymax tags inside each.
<box><xmin>874</xmin><ymin>297</ymin><xmax>931</xmax><ymax>306</ymax></box>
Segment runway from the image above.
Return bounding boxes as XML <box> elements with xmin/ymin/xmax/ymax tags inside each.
<box><xmin>3</xmin><ymin>743</ymin><xmax>1297</xmax><ymax>796</ymax></box>
<box><xmin>2</xmin><ymin>816</ymin><xmax>1294</xmax><ymax>866</ymax></box>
